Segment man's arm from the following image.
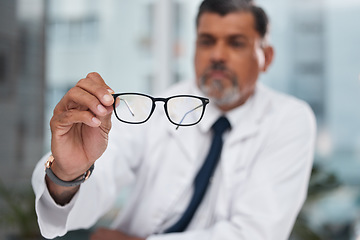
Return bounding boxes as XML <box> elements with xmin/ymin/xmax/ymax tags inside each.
<box><xmin>32</xmin><ymin>72</ymin><xmax>119</xmax><ymax>238</ymax></box>
<box><xmin>44</xmin><ymin>72</ymin><xmax>113</xmax><ymax>204</ymax></box>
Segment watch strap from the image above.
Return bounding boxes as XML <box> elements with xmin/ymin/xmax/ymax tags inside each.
<box><xmin>45</xmin><ymin>155</ymin><xmax>95</xmax><ymax>187</ymax></box>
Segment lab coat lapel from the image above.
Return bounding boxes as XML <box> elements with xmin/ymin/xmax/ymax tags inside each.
<box><xmin>229</xmin><ymin>121</ymin><xmax>259</xmax><ymax>144</ymax></box>
<box><xmin>226</xmin><ymin>83</ymin><xmax>270</xmax><ymax>144</ymax></box>
<box><xmin>166</xmin><ymin>124</ymin><xmax>201</xmax><ymax>164</ymax></box>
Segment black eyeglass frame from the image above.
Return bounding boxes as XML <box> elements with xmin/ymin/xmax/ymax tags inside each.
<box><xmin>112</xmin><ymin>93</ymin><xmax>210</xmax><ymax>127</ymax></box>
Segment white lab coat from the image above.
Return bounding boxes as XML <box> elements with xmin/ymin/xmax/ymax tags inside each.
<box><xmin>32</xmin><ymin>80</ymin><xmax>316</xmax><ymax>240</ymax></box>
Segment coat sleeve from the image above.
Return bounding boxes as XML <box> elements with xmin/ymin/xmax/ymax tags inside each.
<box><xmin>31</xmin><ymin>116</ymin><xmax>147</xmax><ymax>239</ymax></box>
<box><xmin>146</xmin><ymin>101</ymin><xmax>316</xmax><ymax>240</ymax></box>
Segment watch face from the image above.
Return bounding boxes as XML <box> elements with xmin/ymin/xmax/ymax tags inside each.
<box><xmin>45</xmin><ymin>155</ymin><xmax>54</xmax><ymax>169</ymax></box>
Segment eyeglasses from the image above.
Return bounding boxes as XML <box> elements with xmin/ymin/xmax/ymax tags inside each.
<box><xmin>112</xmin><ymin>93</ymin><xmax>209</xmax><ymax>129</ymax></box>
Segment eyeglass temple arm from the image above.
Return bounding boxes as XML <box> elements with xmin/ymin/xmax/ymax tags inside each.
<box><xmin>175</xmin><ymin>104</ymin><xmax>204</xmax><ymax>130</ymax></box>
<box><xmin>119</xmin><ymin>98</ymin><xmax>135</xmax><ymax>116</ymax></box>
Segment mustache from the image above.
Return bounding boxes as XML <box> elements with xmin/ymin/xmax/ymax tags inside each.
<box><xmin>209</xmin><ymin>61</ymin><xmax>227</xmax><ymax>71</ymax></box>
<box><xmin>202</xmin><ymin>61</ymin><xmax>231</xmax><ymax>78</ymax></box>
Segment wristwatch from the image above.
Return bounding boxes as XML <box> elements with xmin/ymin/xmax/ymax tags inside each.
<box><xmin>45</xmin><ymin>155</ymin><xmax>95</xmax><ymax>187</ymax></box>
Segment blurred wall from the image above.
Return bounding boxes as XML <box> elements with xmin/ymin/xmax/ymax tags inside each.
<box><xmin>0</xmin><ymin>0</ymin><xmax>45</xmax><ymax>184</ymax></box>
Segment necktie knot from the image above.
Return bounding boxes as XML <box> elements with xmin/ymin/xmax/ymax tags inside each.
<box><xmin>212</xmin><ymin>116</ymin><xmax>231</xmax><ymax>135</ymax></box>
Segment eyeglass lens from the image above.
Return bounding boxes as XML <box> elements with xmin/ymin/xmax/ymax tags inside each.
<box><xmin>115</xmin><ymin>94</ymin><xmax>153</xmax><ymax>123</ymax></box>
<box><xmin>167</xmin><ymin>96</ymin><xmax>204</xmax><ymax>125</ymax></box>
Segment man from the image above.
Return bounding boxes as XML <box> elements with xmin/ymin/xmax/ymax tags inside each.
<box><xmin>32</xmin><ymin>0</ymin><xmax>316</xmax><ymax>239</ymax></box>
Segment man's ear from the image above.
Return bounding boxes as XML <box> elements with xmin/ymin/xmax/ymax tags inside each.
<box><xmin>261</xmin><ymin>45</ymin><xmax>274</xmax><ymax>72</ymax></box>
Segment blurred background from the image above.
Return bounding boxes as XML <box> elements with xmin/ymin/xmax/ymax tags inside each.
<box><xmin>0</xmin><ymin>0</ymin><xmax>360</xmax><ymax>239</ymax></box>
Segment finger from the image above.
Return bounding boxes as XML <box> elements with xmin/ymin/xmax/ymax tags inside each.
<box><xmin>96</xmin><ymin>106</ymin><xmax>113</xmax><ymax>130</ymax></box>
<box><xmin>90</xmin><ymin>231</ymin><xmax>99</xmax><ymax>240</ymax></box>
<box><xmin>54</xmin><ymin>72</ymin><xmax>114</xmax><ymax>115</ymax></box>
<box><xmin>62</xmin><ymin>87</ymin><xmax>113</xmax><ymax>117</ymax></box>
<box><xmin>90</xmin><ymin>228</ymin><xmax>106</xmax><ymax>240</ymax></box>
<box><xmin>76</xmin><ymin>72</ymin><xmax>114</xmax><ymax>107</ymax></box>
<box><xmin>51</xmin><ymin>109</ymin><xmax>101</xmax><ymax>136</ymax></box>
<box><xmin>89</xmin><ymin>231</ymin><xmax>99</xmax><ymax>240</ymax></box>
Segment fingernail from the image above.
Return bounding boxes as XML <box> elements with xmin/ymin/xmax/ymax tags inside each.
<box><xmin>92</xmin><ymin>117</ymin><xmax>101</xmax><ymax>125</ymax></box>
<box><xmin>107</xmin><ymin>89</ymin><xmax>114</xmax><ymax>94</ymax></box>
<box><xmin>103</xmin><ymin>94</ymin><xmax>113</xmax><ymax>103</ymax></box>
<box><xmin>97</xmin><ymin>104</ymin><xmax>107</xmax><ymax>114</ymax></box>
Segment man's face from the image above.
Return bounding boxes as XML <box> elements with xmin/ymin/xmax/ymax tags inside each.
<box><xmin>195</xmin><ymin>11</ymin><xmax>273</xmax><ymax>111</ymax></box>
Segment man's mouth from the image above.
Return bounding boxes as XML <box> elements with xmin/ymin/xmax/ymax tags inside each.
<box><xmin>207</xmin><ymin>70</ymin><xmax>229</xmax><ymax>79</ymax></box>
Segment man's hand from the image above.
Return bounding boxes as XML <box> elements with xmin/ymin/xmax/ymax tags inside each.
<box><xmin>90</xmin><ymin>228</ymin><xmax>145</xmax><ymax>240</ymax></box>
<box><xmin>46</xmin><ymin>72</ymin><xmax>114</xmax><ymax>204</ymax></box>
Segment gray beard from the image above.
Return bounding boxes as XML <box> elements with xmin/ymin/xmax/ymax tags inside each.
<box><xmin>199</xmin><ymin>77</ymin><xmax>242</xmax><ymax>107</ymax></box>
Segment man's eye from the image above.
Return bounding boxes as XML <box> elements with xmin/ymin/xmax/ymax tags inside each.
<box><xmin>230</xmin><ymin>41</ymin><xmax>245</xmax><ymax>48</ymax></box>
<box><xmin>198</xmin><ymin>39</ymin><xmax>214</xmax><ymax>46</ymax></box>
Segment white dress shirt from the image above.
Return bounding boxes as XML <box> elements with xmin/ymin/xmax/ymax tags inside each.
<box><xmin>32</xmin><ymin>80</ymin><xmax>316</xmax><ymax>240</ymax></box>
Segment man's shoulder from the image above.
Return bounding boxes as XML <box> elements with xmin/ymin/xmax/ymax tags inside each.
<box><xmin>256</xmin><ymin>83</ymin><xmax>317</xmax><ymax>147</ymax></box>
<box><xmin>255</xmin><ymin>83</ymin><xmax>316</xmax><ymax>131</ymax></box>
<box><xmin>258</xmin><ymin>83</ymin><xmax>312</xmax><ymax>113</ymax></box>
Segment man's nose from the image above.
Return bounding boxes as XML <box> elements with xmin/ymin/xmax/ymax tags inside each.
<box><xmin>210</xmin><ymin>42</ymin><xmax>228</xmax><ymax>62</ymax></box>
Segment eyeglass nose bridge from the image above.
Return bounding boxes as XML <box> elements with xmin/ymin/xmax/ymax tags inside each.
<box><xmin>152</xmin><ymin>97</ymin><xmax>167</xmax><ymax>103</ymax></box>
<box><xmin>151</xmin><ymin>97</ymin><xmax>172</xmax><ymax>122</ymax></box>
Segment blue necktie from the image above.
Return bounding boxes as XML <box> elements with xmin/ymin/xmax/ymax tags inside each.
<box><xmin>165</xmin><ymin>116</ymin><xmax>231</xmax><ymax>233</ymax></box>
